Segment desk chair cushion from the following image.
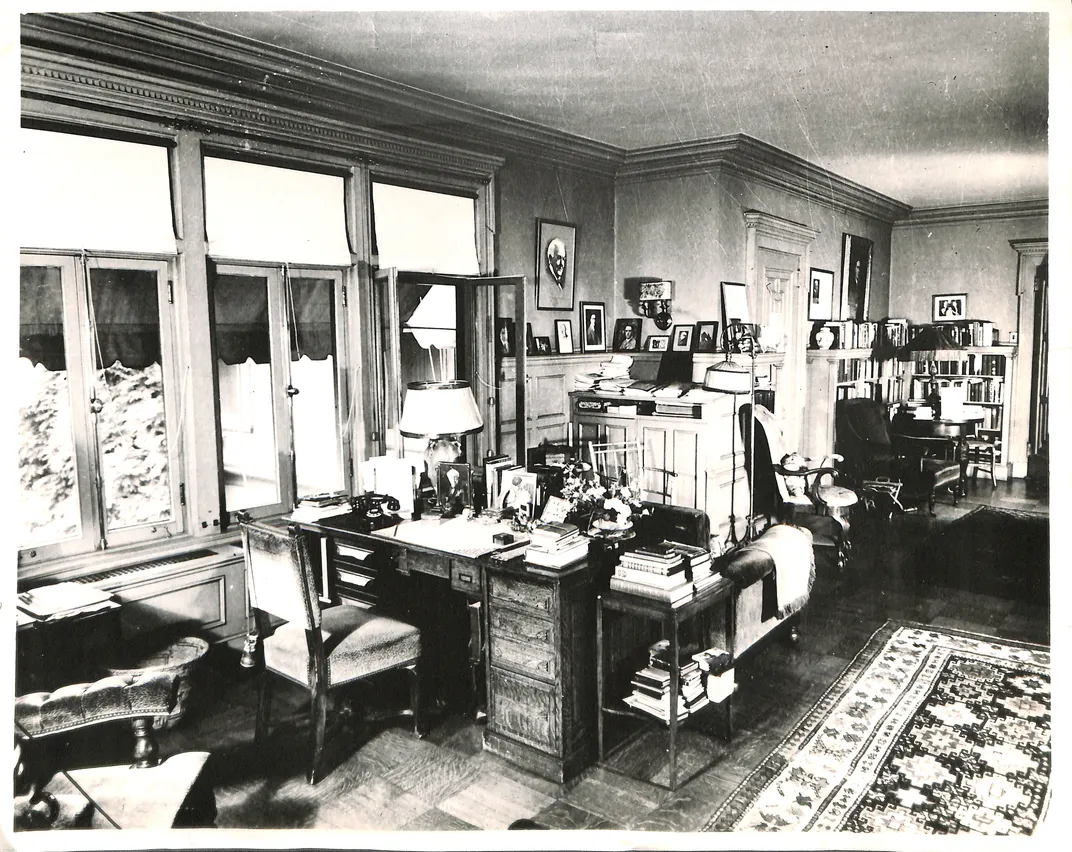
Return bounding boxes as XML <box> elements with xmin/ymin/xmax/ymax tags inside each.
<box><xmin>264</xmin><ymin>604</ymin><xmax>421</xmax><ymax>688</ymax></box>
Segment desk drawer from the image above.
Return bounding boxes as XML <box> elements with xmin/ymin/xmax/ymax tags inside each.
<box><xmin>488</xmin><ymin>667</ymin><xmax>558</xmax><ymax>752</ymax></box>
<box><xmin>450</xmin><ymin>561</ymin><xmax>482</xmax><ymax>597</ymax></box>
<box><xmin>491</xmin><ymin>634</ymin><xmax>556</xmax><ymax>681</ymax></box>
<box><xmin>488</xmin><ymin>574</ymin><xmax>554</xmax><ymax>614</ymax></box>
<box><xmin>399</xmin><ymin>548</ymin><xmax>450</xmax><ymax>580</ymax></box>
<box><xmin>489</xmin><ymin>606</ymin><xmax>553</xmax><ymax>647</ymax></box>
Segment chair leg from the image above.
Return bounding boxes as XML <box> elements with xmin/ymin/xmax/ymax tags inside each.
<box><xmin>309</xmin><ymin>684</ymin><xmax>328</xmax><ymax>784</ymax></box>
<box><xmin>255</xmin><ymin>671</ymin><xmax>274</xmax><ymax>746</ymax></box>
<box><xmin>406</xmin><ymin>661</ymin><xmax>423</xmax><ymax>739</ymax></box>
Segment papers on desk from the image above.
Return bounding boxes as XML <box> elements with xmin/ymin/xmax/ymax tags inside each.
<box><xmin>374</xmin><ymin>516</ymin><xmax>526</xmax><ymax>558</ymax></box>
<box><xmin>17</xmin><ymin>582</ymin><xmax>117</xmax><ymax>621</ymax></box>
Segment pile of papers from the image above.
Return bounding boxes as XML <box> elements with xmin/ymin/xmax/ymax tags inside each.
<box><xmin>17</xmin><ymin>582</ymin><xmax>116</xmax><ymax>621</ymax></box>
<box><xmin>574</xmin><ymin>354</ymin><xmax>634</xmax><ymax>393</ymax></box>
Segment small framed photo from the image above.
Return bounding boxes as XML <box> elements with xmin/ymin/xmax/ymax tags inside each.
<box><xmin>612</xmin><ymin>318</ymin><xmax>642</xmax><ymax>352</ymax></box>
<box><xmin>647</xmin><ymin>335</ymin><xmax>670</xmax><ymax>352</ymax></box>
<box><xmin>807</xmin><ymin>268</ymin><xmax>835</xmax><ymax>321</ymax></box>
<box><xmin>720</xmin><ymin>281</ymin><xmax>750</xmax><ymax>331</ymax></box>
<box><xmin>536</xmin><ymin>219</ymin><xmax>577</xmax><ymax>311</ymax></box>
<box><xmin>554</xmin><ymin>319</ymin><xmax>574</xmax><ymax>354</ymax></box>
<box><xmin>580</xmin><ymin>301</ymin><xmax>606</xmax><ymax>352</ymax></box>
<box><xmin>694</xmin><ymin>321</ymin><xmax>719</xmax><ymax>352</ymax></box>
<box><xmin>437</xmin><ymin>462</ymin><xmax>472</xmax><ymax>512</ymax></box>
<box><xmin>671</xmin><ymin>324</ymin><xmax>694</xmax><ymax>352</ymax></box>
<box><xmin>495</xmin><ymin>318</ymin><xmax>515</xmax><ymax>356</ymax></box>
<box><xmin>933</xmin><ymin>293</ymin><xmax>967</xmax><ymax>322</ymax></box>
<box><xmin>497</xmin><ymin>470</ymin><xmax>538</xmax><ymax>517</ymax></box>
<box><xmin>534</xmin><ymin>335</ymin><xmax>552</xmax><ymax>354</ymax></box>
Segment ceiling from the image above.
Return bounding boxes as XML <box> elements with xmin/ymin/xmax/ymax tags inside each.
<box><xmin>171</xmin><ymin>8</ymin><xmax>1050</xmax><ymax>209</ymax></box>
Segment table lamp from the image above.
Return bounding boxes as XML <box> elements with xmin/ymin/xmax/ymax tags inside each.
<box><xmin>399</xmin><ymin>380</ymin><xmax>483</xmax><ymax>497</ymax></box>
<box><xmin>900</xmin><ymin>326</ymin><xmax>964</xmax><ymax>418</ymax></box>
<box><xmin>703</xmin><ymin>324</ymin><xmax>758</xmax><ymax>545</ymax></box>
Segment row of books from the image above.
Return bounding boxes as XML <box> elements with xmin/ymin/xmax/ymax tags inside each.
<box><xmin>610</xmin><ymin>540</ymin><xmax>717</xmax><ymax>604</ymax></box>
<box><xmin>623</xmin><ymin>640</ymin><xmax>710</xmax><ymax>723</ymax></box>
<box><xmin>909</xmin><ymin>320</ymin><xmax>998</xmax><ymax>348</ymax></box>
<box><xmin>836</xmin><ymin>356</ymin><xmax>886</xmax><ymax>384</ymax></box>
<box><xmin>526</xmin><ymin>521</ymin><xmax>588</xmax><ymax>568</ymax></box>
<box><xmin>811</xmin><ymin>320</ymin><xmax>882</xmax><ymax>351</ymax></box>
<box><xmin>815</xmin><ymin>319</ymin><xmax>1002</xmax><ymax>352</ymax></box>
<box><xmin>915</xmin><ymin>354</ymin><xmax>1007</xmax><ymax>378</ymax></box>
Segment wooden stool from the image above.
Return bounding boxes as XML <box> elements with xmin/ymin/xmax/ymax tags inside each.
<box><xmin>964</xmin><ymin>438</ymin><xmax>997</xmax><ymax>487</ymax></box>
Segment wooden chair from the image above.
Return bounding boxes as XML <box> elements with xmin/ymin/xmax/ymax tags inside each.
<box><xmin>14</xmin><ymin>673</ymin><xmax>215</xmax><ymax>829</ymax></box>
<box><xmin>240</xmin><ymin>521</ymin><xmax>422</xmax><ymax>784</ymax></box>
<box><xmin>964</xmin><ymin>437</ymin><xmax>998</xmax><ymax>487</ymax></box>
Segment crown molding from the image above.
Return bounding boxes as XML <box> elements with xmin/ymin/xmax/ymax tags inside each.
<box><xmin>617</xmin><ymin>134</ymin><xmax>912</xmax><ymax>224</ymax></box>
<box><xmin>21</xmin><ymin>11</ymin><xmax>621</xmax><ymax>178</ymax></box>
<box><xmin>895</xmin><ymin>198</ymin><xmax>1049</xmax><ymax>228</ymax></box>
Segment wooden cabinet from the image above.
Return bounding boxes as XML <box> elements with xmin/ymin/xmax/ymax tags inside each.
<box><xmin>482</xmin><ymin>559</ymin><xmax>597</xmax><ymax>783</ymax></box>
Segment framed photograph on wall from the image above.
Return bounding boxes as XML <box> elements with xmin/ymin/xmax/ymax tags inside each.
<box><xmin>536</xmin><ymin>219</ymin><xmax>577</xmax><ymax>311</ymax></box>
<box><xmin>671</xmin><ymin>324</ymin><xmax>694</xmax><ymax>352</ymax></box>
<box><xmin>720</xmin><ymin>281</ymin><xmax>750</xmax><ymax>334</ymax></box>
<box><xmin>807</xmin><ymin>267</ymin><xmax>835</xmax><ymax>321</ymax></box>
<box><xmin>580</xmin><ymin>301</ymin><xmax>606</xmax><ymax>352</ymax></box>
<box><xmin>647</xmin><ymin>335</ymin><xmax>669</xmax><ymax>352</ymax></box>
<box><xmin>694</xmin><ymin>321</ymin><xmax>719</xmax><ymax>352</ymax></box>
<box><xmin>932</xmin><ymin>293</ymin><xmax>967</xmax><ymax>322</ymax></box>
<box><xmin>495</xmin><ymin>318</ymin><xmax>515</xmax><ymax>356</ymax></box>
<box><xmin>554</xmin><ymin>319</ymin><xmax>574</xmax><ymax>354</ymax></box>
<box><xmin>840</xmin><ymin>234</ymin><xmax>873</xmax><ymax>321</ymax></box>
<box><xmin>612</xmin><ymin>318</ymin><xmax>642</xmax><ymax>352</ymax></box>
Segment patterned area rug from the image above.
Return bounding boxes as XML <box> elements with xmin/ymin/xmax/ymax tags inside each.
<box><xmin>705</xmin><ymin>622</ymin><xmax>1050</xmax><ymax>834</ymax></box>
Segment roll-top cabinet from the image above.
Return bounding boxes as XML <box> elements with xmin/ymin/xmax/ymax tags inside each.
<box><xmin>482</xmin><ymin>560</ymin><xmax>597</xmax><ymax>783</ymax></box>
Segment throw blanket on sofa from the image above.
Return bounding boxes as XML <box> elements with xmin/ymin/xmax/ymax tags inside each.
<box><xmin>723</xmin><ymin>524</ymin><xmax>815</xmax><ymax>619</ymax></box>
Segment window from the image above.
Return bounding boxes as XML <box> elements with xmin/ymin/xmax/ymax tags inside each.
<box><xmin>211</xmin><ymin>265</ymin><xmax>348</xmax><ymax>517</ymax></box>
<box><xmin>18</xmin><ymin>254</ymin><xmax>184</xmax><ymax>562</ymax></box>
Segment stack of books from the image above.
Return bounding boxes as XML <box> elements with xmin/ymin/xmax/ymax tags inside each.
<box><xmin>692</xmin><ymin>647</ymin><xmax>736</xmax><ymax>703</ymax></box>
<box><xmin>526</xmin><ymin>521</ymin><xmax>587</xmax><ymax>568</ymax></box>
<box><xmin>623</xmin><ymin>640</ymin><xmax>710</xmax><ymax>723</ymax></box>
<box><xmin>661</xmin><ymin>539</ymin><xmax>714</xmax><ymax>580</ymax></box>
<box><xmin>609</xmin><ymin>542</ymin><xmax>690</xmax><ymax>602</ymax></box>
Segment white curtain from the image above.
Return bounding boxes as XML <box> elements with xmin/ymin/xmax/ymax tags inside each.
<box><xmin>372</xmin><ymin>182</ymin><xmax>478</xmax><ymax>274</ymax></box>
<box><xmin>20</xmin><ymin>128</ymin><xmax>175</xmax><ymax>253</ymax></box>
<box><xmin>204</xmin><ymin>157</ymin><xmax>351</xmax><ymax>265</ymax></box>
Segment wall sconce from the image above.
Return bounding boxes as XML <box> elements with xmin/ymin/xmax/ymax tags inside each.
<box><xmin>639</xmin><ymin>280</ymin><xmax>674</xmax><ymax>330</ymax></box>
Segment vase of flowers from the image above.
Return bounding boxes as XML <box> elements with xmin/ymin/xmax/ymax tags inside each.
<box><xmin>559</xmin><ymin>459</ymin><xmax>648</xmax><ymax>539</ymax></box>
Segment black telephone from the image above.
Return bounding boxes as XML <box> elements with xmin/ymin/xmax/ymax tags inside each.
<box><xmin>350</xmin><ymin>492</ymin><xmax>401</xmax><ymax>530</ymax></box>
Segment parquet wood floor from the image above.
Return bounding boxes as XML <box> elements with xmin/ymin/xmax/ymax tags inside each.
<box><xmin>157</xmin><ymin>478</ymin><xmax>1049</xmax><ymax>833</ymax></box>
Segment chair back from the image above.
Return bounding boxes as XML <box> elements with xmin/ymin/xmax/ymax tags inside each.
<box><xmin>740</xmin><ymin>403</ymin><xmax>785</xmax><ymax>515</ymax></box>
<box><xmin>240</xmin><ymin>521</ymin><xmax>321</xmax><ymax>630</ymax></box>
<box><xmin>835</xmin><ymin>398</ymin><xmax>893</xmax><ymax>482</ymax></box>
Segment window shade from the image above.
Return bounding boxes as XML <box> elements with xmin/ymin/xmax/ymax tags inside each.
<box><xmin>20</xmin><ymin>129</ymin><xmax>176</xmax><ymax>253</ymax></box>
<box><xmin>204</xmin><ymin>157</ymin><xmax>351</xmax><ymax>265</ymax></box>
<box><xmin>372</xmin><ymin>182</ymin><xmax>479</xmax><ymax>274</ymax></box>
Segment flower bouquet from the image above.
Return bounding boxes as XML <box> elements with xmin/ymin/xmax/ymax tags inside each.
<box><xmin>558</xmin><ymin>459</ymin><xmax>648</xmax><ymax>538</ymax></box>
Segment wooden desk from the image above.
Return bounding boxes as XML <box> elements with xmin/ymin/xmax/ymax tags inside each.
<box><xmin>292</xmin><ymin>512</ymin><xmax>599</xmax><ymax>782</ymax></box>
<box><xmin>891</xmin><ymin>413</ymin><xmax>984</xmax><ymax>495</ymax></box>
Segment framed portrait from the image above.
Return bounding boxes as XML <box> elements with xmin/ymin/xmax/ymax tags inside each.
<box><xmin>536</xmin><ymin>219</ymin><xmax>577</xmax><ymax>311</ymax></box>
<box><xmin>534</xmin><ymin>335</ymin><xmax>552</xmax><ymax>354</ymax></box>
<box><xmin>495</xmin><ymin>318</ymin><xmax>515</xmax><ymax>356</ymax></box>
<box><xmin>807</xmin><ymin>267</ymin><xmax>835</xmax><ymax>321</ymax></box>
<box><xmin>554</xmin><ymin>319</ymin><xmax>574</xmax><ymax>354</ymax></box>
<box><xmin>933</xmin><ymin>293</ymin><xmax>967</xmax><ymax>322</ymax></box>
<box><xmin>840</xmin><ymin>234</ymin><xmax>873</xmax><ymax>321</ymax></box>
<box><xmin>647</xmin><ymin>335</ymin><xmax>669</xmax><ymax>352</ymax></box>
<box><xmin>580</xmin><ymin>301</ymin><xmax>606</xmax><ymax>352</ymax></box>
<box><xmin>694</xmin><ymin>321</ymin><xmax>719</xmax><ymax>352</ymax></box>
<box><xmin>497</xmin><ymin>469</ymin><xmax>537</xmax><ymax>517</ymax></box>
<box><xmin>720</xmin><ymin>281</ymin><xmax>750</xmax><ymax>333</ymax></box>
<box><xmin>671</xmin><ymin>324</ymin><xmax>694</xmax><ymax>352</ymax></box>
<box><xmin>612</xmin><ymin>318</ymin><xmax>642</xmax><ymax>352</ymax></box>
<box><xmin>437</xmin><ymin>462</ymin><xmax>472</xmax><ymax>511</ymax></box>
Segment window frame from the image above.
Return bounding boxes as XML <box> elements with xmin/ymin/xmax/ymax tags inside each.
<box><xmin>210</xmin><ymin>262</ymin><xmax>351</xmax><ymax>523</ymax></box>
<box><xmin>18</xmin><ymin>252</ymin><xmax>186</xmax><ymax>565</ymax></box>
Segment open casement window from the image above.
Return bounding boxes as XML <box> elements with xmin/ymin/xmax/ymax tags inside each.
<box><xmin>210</xmin><ymin>263</ymin><xmax>350</xmax><ymax>520</ymax></box>
<box><xmin>18</xmin><ymin>254</ymin><xmax>185</xmax><ymax>564</ymax></box>
<box><xmin>371</xmin><ymin>270</ymin><xmax>527</xmax><ymax>468</ymax></box>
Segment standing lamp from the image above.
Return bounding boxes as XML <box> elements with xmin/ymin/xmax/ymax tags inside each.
<box><xmin>703</xmin><ymin>324</ymin><xmax>759</xmax><ymax>546</ymax></box>
<box><xmin>399</xmin><ymin>380</ymin><xmax>483</xmax><ymax>498</ymax></box>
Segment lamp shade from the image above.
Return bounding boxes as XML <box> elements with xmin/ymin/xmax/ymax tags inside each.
<box><xmin>900</xmin><ymin>325</ymin><xmax>964</xmax><ymax>360</ymax></box>
<box><xmin>703</xmin><ymin>360</ymin><xmax>752</xmax><ymax>395</ymax></box>
<box><xmin>399</xmin><ymin>380</ymin><xmax>483</xmax><ymax>438</ymax></box>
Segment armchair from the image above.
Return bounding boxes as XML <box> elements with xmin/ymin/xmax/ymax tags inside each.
<box><xmin>14</xmin><ymin>672</ymin><xmax>215</xmax><ymax>830</ymax></box>
<box><xmin>835</xmin><ymin>398</ymin><xmax>960</xmax><ymax>516</ymax></box>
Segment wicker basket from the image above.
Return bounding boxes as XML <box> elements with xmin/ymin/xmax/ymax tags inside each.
<box><xmin>104</xmin><ymin>636</ymin><xmax>210</xmax><ymax>730</ymax></box>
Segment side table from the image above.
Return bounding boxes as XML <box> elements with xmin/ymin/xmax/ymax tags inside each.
<box><xmin>596</xmin><ymin>574</ymin><xmax>736</xmax><ymax>791</ymax></box>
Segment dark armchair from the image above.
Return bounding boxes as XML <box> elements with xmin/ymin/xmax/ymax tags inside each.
<box><xmin>835</xmin><ymin>397</ymin><xmax>960</xmax><ymax>515</ymax></box>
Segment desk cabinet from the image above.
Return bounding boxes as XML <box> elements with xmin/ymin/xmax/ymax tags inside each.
<box><xmin>483</xmin><ymin>559</ymin><xmax>597</xmax><ymax>783</ymax></box>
